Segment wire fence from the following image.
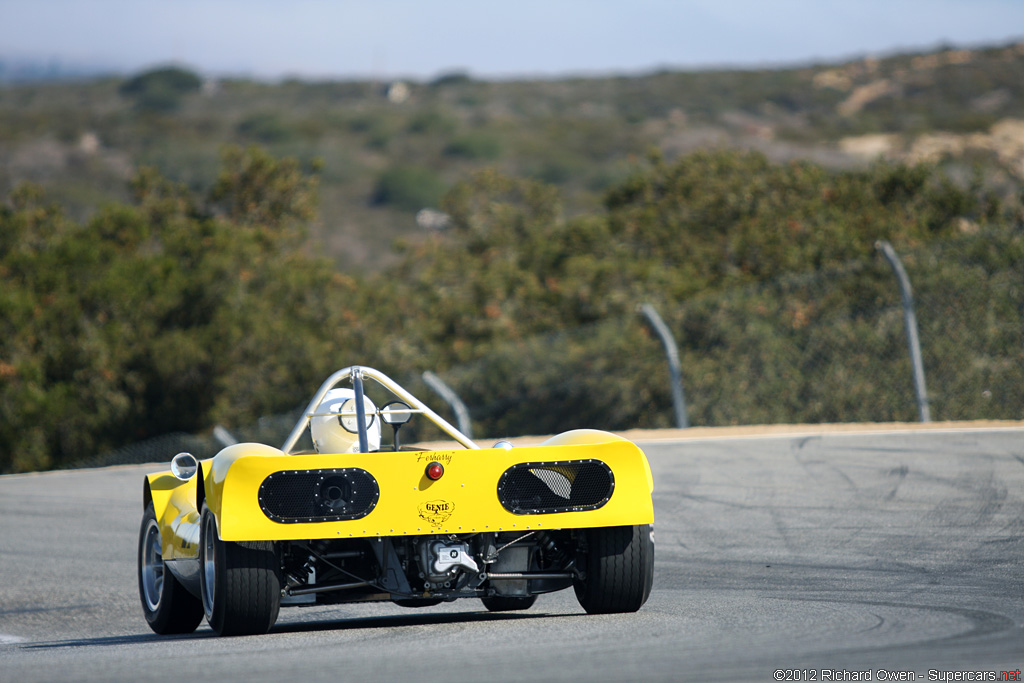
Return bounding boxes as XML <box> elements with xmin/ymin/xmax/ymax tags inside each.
<box><xmin>81</xmin><ymin>231</ymin><xmax>1023</xmax><ymax>468</ymax></box>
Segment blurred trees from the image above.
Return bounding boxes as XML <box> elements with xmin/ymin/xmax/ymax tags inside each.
<box><xmin>0</xmin><ymin>146</ymin><xmax>355</xmax><ymax>471</ymax></box>
<box><xmin>369</xmin><ymin>152</ymin><xmax>1019</xmax><ymax>436</ymax></box>
<box><xmin>1</xmin><ymin>146</ymin><xmax>1020</xmax><ymax>473</ymax></box>
<box><xmin>379</xmin><ymin>150</ymin><xmax>1009</xmax><ymax>365</ymax></box>
<box><xmin>119</xmin><ymin>66</ymin><xmax>202</xmax><ymax>112</ymax></box>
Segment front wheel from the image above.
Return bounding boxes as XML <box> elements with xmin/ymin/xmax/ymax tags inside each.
<box><xmin>574</xmin><ymin>524</ymin><xmax>654</xmax><ymax>614</ymax></box>
<box><xmin>138</xmin><ymin>503</ymin><xmax>204</xmax><ymax>634</ymax></box>
<box><xmin>199</xmin><ymin>506</ymin><xmax>281</xmax><ymax>636</ymax></box>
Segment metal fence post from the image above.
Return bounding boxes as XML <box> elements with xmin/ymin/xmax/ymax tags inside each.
<box><xmin>640</xmin><ymin>303</ymin><xmax>690</xmax><ymax>428</ymax></box>
<box><xmin>422</xmin><ymin>371</ymin><xmax>474</xmax><ymax>438</ymax></box>
<box><xmin>875</xmin><ymin>240</ymin><xmax>931</xmax><ymax>422</ymax></box>
<box><xmin>212</xmin><ymin>425</ymin><xmax>238</xmax><ymax>448</ymax></box>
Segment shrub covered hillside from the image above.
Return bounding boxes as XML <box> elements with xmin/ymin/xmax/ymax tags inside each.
<box><xmin>3</xmin><ymin>42</ymin><xmax>1024</xmax><ymax>273</ymax></box>
<box><xmin>2</xmin><ymin>146</ymin><xmax>1022</xmax><ymax>472</ymax></box>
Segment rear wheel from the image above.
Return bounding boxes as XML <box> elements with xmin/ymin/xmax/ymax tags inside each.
<box><xmin>481</xmin><ymin>594</ymin><xmax>537</xmax><ymax>612</ymax></box>
<box><xmin>138</xmin><ymin>503</ymin><xmax>204</xmax><ymax>634</ymax></box>
<box><xmin>199</xmin><ymin>505</ymin><xmax>281</xmax><ymax>636</ymax></box>
<box><xmin>574</xmin><ymin>524</ymin><xmax>654</xmax><ymax>614</ymax></box>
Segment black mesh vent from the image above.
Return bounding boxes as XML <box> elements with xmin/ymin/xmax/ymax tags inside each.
<box><xmin>497</xmin><ymin>460</ymin><xmax>614</xmax><ymax>515</ymax></box>
<box><xmin>259</xmin><ymin>468</ymin><xmax>379</xmax><ymax>523</ymax></box>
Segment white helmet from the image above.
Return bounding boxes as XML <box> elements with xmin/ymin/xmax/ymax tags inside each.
<box><xmin>310</xmin><ymin>388</ymin><xmax>381</xmax><ymax>453</ymax></box>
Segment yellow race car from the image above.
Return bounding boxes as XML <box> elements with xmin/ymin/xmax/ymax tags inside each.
<box><xmin>138</xmin><ymin>366</ymin><xmax>654</xmax><ymax>636</ymax></box>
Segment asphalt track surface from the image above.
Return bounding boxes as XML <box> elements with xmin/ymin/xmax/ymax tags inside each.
<box><xmin>1</xmin><ymin>427</ymin><xmax>1022</xmax><ymax>682</ymax></box>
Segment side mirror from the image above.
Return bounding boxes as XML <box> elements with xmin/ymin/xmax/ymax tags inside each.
<box><xmin>381</xmin><ymin>401</ymin><xmax>413</xmax><ymax>451</ymax></box>
<box><xmin>381</xmin><ymin>401</ymin><xmax>413</xmax><ymax>426</ymax></box>
<box><xmin>170</xmin><ymin>452</ymin><xmax>199</xmax><ymax>481</ymax></box>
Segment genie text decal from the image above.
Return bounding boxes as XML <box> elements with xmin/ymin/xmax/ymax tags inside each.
<box><xmin>417</xmin><ymin>499</ymin><xmax>455</xmax><ymax>526</ymax></box>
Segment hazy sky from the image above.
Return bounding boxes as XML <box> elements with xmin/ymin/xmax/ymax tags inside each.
<box><xmin>2</xmin><ymin>0</ymin><xmax>1023</xmax><ymax>80</ymax></box>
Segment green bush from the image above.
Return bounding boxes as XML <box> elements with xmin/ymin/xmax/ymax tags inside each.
<box><xmin>371</xmin><ymin>165</ymin><xmax>447</xmax><ymax>212</ymax></box>
<box><xmin>430</xmin><ymin>71</ymin><xmax>473</xmax><ymax>87</ymax></box>
<box><xmin>236</xmin><ymin>112</ymin><xmax>296</xmax><ymax>143</ymax></box>
<box><xmin>444</xmin><ymin>132</ymin><xmax>501</xmax><ymax>160</ymax></box>
<box><xmin>119</xmin><ymin>66</ymin><xmax>202</xmax><ymax>112</ymax></box>
<box><xmin>407</xmin><ymin>110</ymin><xmax>458</xmax><ymax>135</ymax></box>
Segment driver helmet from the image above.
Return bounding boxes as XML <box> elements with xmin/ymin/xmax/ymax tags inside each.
<box><xmin>310</xmin><ymin>388</ymin><xmax>381</xmax><ymax>453</ymax></box>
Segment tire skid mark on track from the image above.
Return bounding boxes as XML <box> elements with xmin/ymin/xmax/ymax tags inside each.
<box><xmin>776</xmin><ymin>597</ymin><xmax>1018</xmax><ymax>652</ymax></box>
<box><xmin>858</xmin><ymin>611</ymin><xmax>886</xmax><ymax>635</ymax></box>
<box><xmin>881</xmin><ymin>464</ymin><xmax>908</xmax><ymax>501</ymax></box>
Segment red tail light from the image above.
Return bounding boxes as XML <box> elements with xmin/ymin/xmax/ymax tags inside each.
<box><xmin>425</xmin><ymin>462</ymin><xmax>444</xmax><ymax>480</ymax></box>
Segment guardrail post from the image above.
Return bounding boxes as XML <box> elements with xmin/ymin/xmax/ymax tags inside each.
<box><xmin>875</xmin><ymin>240</ymin><xmax>931</xmax><ymax>422</ymax></box>
<box><xmin>640</xmin><ymin>303</ymin><xmax>690</xmax><ymax>428</ymax></box>
<box><xmin>422</xmin><ymin>371</ymin><xmax>474</xmax><ymax>438</ymax></box>
<box><xmin>212</xmin><ymin>425</ymin><xmax>238</xmax><ymax>448</ymax></box>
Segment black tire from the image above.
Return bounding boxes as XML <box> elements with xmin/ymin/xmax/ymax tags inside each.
<box><xmin>199</xmin><ymin>505</ymin><xmax>281</xmax><ymax>636</ymax></box>
<box><xmin>138</xmin><ymin>503</ymin><xmax>204</xmax><ymax>635</ymax></box>
<box><xmin>481</xmin><ymin>594</ymin><xmax>537</xmax><ymax>612</ymax></box>
<box><xmin>574</xmin><ymin>524</ymin><xmax>654</xmax><ymax>614</ymax></box>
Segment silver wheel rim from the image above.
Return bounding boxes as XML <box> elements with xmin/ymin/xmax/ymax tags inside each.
<box><xmin>141</xmin><ymin>519</ymin><xmax>164</xmax><ymax>612</ymax></box>
<box><xmin>201</xmin><ymin>513</ymin><xmax>216</xmax><ymax>616</ymax></box>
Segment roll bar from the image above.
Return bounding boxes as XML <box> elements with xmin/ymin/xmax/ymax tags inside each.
<box><xmin>281</xmin><ymin>366</ymin><xmax>480</xmax><ymax>454</ymax></box>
